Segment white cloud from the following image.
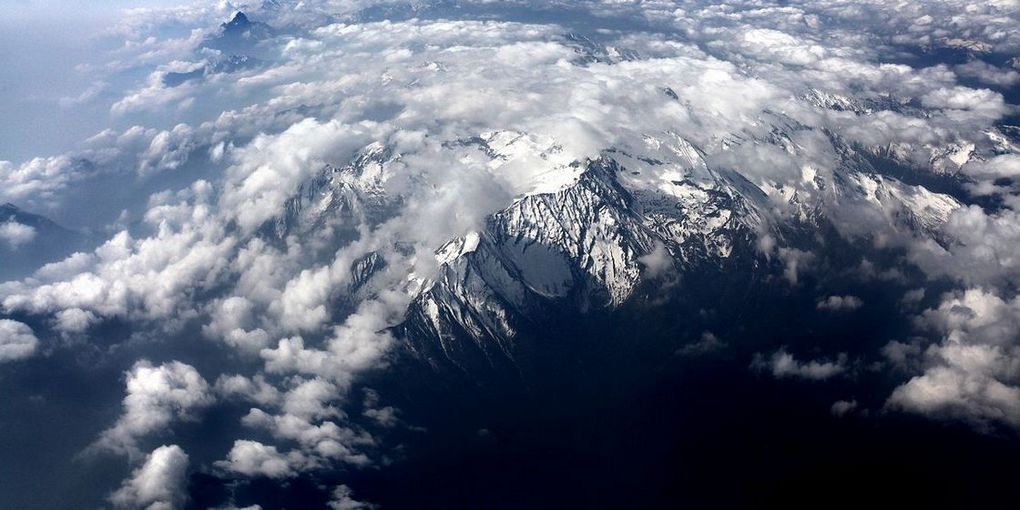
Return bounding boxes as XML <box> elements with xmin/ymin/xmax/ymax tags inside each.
<box><xmin>215</xmin><ymin>374</ymin><xmax>281</xmax><ymax>407</ymax></box>
<box><xmin>0</xmin><ymin>220</ymin><xmax>36</xmax><ymax>249</ymax></box>
<box><xmin>329</xmin><ymin>485</ymin><xmax>375</xmax><ymax>510</ymax></box>
<box><xmin>910</xmin><ymin>206</ymin><xmax>1020</xmax><ymax>288</ymax></box>
<box><xmin>753</xmin><ymin>348</ymin><xmax>849</xmax><ymax>380</ymax></box>
<box><xmin>733</xmin><ymin>28</ymin><xmax>827</xmax><ymax>66</ymax></box>
<box><xmin>637</xmin><ymin>242</ymin><xmax>675</xmax><ymax>280</ymax></box>
<box><xmin>0</xmin><ymin>319</ymin><xmax>39</xmax><ymax>362</ymax></box>
<box><xmin>260</xmin><ymin>295</ymin><xmax>398</xmax><ymax>387</ymax></box>
<box><xmin>675</xmin><ymin>331</ymin><xmax>726</xmax><ymax>357</ymax></box>
<box><xmin>233</xmin><ymin>377</ymin><xmax>374</xmax><ymax>469</ymax></box>
<box><xmin>777</xmin><ymin>248</ymin><xmax>814</xmax><ymax>285</ymax></box>
<box><xmin>32</xmin><ymin>252</ymin><xmax>97</xmax><ymax>282</ymax></box>
<box><xmin>240</xmin><ymin>407</ymin><xmax>372</xmax><ymax>467</ymax></box>
<box><xmin>362</xmin><ymin>389</ymin><xmax>398</xmax><ymax>428</ymax></box>
<box><xmin>219</xmin><ymin>118</ymin><xmax>376</xmax><ymax>235</ymax></box>
<box><xmin>111</xmin><ymin>67</ymin><xmax>199</xmax><ymax>117</ymax></box>
<box><xmin>831</xmin><ymin>400</ymin><xmax>858</xmax><ymax>417</ymax></box>
<box><xmin>53</xmin><ymin>308</ymin><xmax>98</xmax><ymax>335</ymax></box>
<box><xmin>138</xmin><ymin>124</ymin><xmax>198</xmax><ymax>177</ymax></box>
<box><xmin>901</xmin><ymin>288</ymin><xmax>926</xmax><ymax>307</ymax></box>
<box><xmin>95</xmin><ymin>360</ymin><xmax>213</xmax><ymax>456</ymax></box>
<box><xmin>964</xmin><ymin>154</ymin><xmax>1020</xmax><ymax>180</ymax></box>
<box><xmin>216</xmin><ymin>440</ymin><xmax>303</xmax><ymax>479</ymax></box>
<box><xmin>882</xmin><ymin>340</ymin><xmax>923</xmax><ymax>370</ymax></box>
<box><xmin>203</xmin><ymin>296</ymin><xmax>271</xmax><ymax>352</ymax></box>
<box><xmin>920</xmin><ymin>86</ymin><xmax>1008</xmax><ymax>123</ymax></box>
<box><xmin>816</xmin><ymin>295</ymin><xmax>863</xmax><ymax>312</ymax></box>
<box><xmin>3</xmin><ymin>184</ymin><xmax>237</xmax><ymax>320</ymax></box>
<box><xmin>954</xmin><ymin>60</ymin><xmax>1020</xmax><ymax>87</ymax></box>
<box><xmin>110</xmin><ymin>444</ymin><xmax>189</xmax><ymax>510</ymax></box>
<box><xmin>887</xmin><ymin>289</ymin><xmax>1020</xmax><ymax>431</ymax></box>
<box><xmin>0</xmin><ymin>156</ymin><xmax>87</xmax><ymax>207</ymax></box>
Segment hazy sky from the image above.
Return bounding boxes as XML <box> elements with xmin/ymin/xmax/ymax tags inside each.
<box><xmin>2</xmin><ymin>0</ymin><xmax>184</xmax><ymax>17</ymax></box>
<box><xmin>0</xmin><ymin>2</ymin><xmax>214</xmax><ymax>161</ymax></box>
<box><xmin>0</xmin><ymin>3</ymin><xmax>117</xmax><ymax>161</ymax></box>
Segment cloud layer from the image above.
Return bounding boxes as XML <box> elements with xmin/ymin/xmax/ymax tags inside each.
<box><xmin>0</xmin><ymin>0</ymin><xmax>1018</xmax><ymax>507</ymax></box>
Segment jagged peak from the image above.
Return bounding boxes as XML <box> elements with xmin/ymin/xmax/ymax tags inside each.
<box><xmin>225</xmin><ymin>11</ymin><xmax>250</xmax><ymax>28</ymax></box>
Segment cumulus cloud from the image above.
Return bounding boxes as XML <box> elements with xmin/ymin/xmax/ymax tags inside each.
<box><xmin>111</xmin><ymin>67</ymin><xmax>200</xmax><ymax>116</ymax></box>
<box><xmin>53</xmin><ymin>308</ymin><xmax>99</xmax><ymax>335</ymax></box>
<box><xmin>964</xmin><ymin>154</ymin><xmax>1020</xmax><ymax>181</ymax></box>
<box><xmin>954</xmin><ymin>60</ymin><xmax>1020</xmax><ymax>88</ymax></box>
<box><xmin>216</xmin><ymin>440</ymin><xmax>303</xmax><ymax>479</ymax></box>
<box><xmin>776</xmin><ymin>248</ymin><xmax>814</xmax><ymax>286</ymax></box>
<box><xmin>329</xmin><ymin>485</ymin><xmax>375</xmax><ymax>510</ymax></box>
<box><xmin>203</xmin><ymin>296</ymin><xmax>271</xmax><ymax>352</ymax></box>
<box><xmin>0</xmin><ymin>122</ymin><xmax>179</xmax><ymax>208</ymax></box>
<box><xmin>887</xmin><ymin>289</ymin><xmax>1020</xmax><ymax>431</ymax></box>
<box><xmin>0</xmin><ymin>220</ymin><xmax>36</xmax><ymax>249</ymax></box>
<box><xmin>95</xmin><ymin>360</ymin><xmax>213</xmax><ymax>456</ymax></box>
<box><xmin>910</xmin><ymin>206</ymin><xmax>1020</xmax><ymax>288</ymax></box>
<box><xmin>752</xmin><ymin>348</ymin><xmax>849</xmax><ymax>380</ymax></box>
<box><xmin>675</xmin><ymin>331</ymin><xmax>726</xmax><ymax>357</ymax></box>
<box><xmin>816</xmin><ymin>295</ymin><xmax>863</xmax><ymax>312</ymax></box>
<box><xmin>362</xmin><ymin>389</ymin><xmax>398</xmax><ymax>428</ymax></box>
<box><xmin>0</xmin><ymin>319</ymin><xmax>40</xmax><ymax>362</ymax></box>
<box><xmin>219</xmin><ymin>118</ymin><xmax>375</xmax><ymax>234</ymax></box>
<box><xmin>0</xmin><ymin>156</ymin><xmax>87</xmax><ymax>207</ymax></box>
<box><xmin>110</xmin><ymin>444</ymin><xmax>189</xmax><ymax>510</ymax></box>
<box><xmin>3</xmin><ymin>183</ymin><xmax>236</xmax><ymax>320</ymax></box>
<box><xmin>235</xmin><ymin>377</ymin><xmax>374</xmax><ymax>468</ymax></box>
<box><xmin>882</xmin><ymin>340</ymin><xmax>924</xmax><ymax>371</ymax></box>
<box><xmin>920</xmin><ymin>86</ymin><xmax>1008</xmax><ymax>122</ymax></box>
<box><xmin>138</xmin><ymin>124</ymin><xmax>199</xmax><ymax>177</ymax></box>
<box><xmin>732</xmin><ymin>28</ymin><xmax>827</xmax><ymax>66</ymax></box>
<box><xmin>831</xmin><ymin>400</ymin><xmax>858</xmax><ymax>417</ymax></box>
<box><xmin>215</xmin><ymin>374</ymin><xmax>281</xmax><ymax>407</ymax></box>
<box><xmin>638</xmin><ymin>242</ymin><xmax>675</xmax><ymax>280</ymax></box>
<box><xmin>900</xmin><ymin>288</ymin><xmax>926</xmax><ymax>308</ymax></box>
<box><xmin>260</xmin><ymin>295</ymin><xmax>399</xmax><ymax>387</ymax></box>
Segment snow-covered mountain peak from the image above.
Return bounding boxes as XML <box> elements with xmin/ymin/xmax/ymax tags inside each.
<box><xmin>435</xmin><ymin>231</ymin><xmax>481</xmax><ymax>266</ymax></box>
<box><xmin>454</xmin><ymin>130</ymin><xmax>583</xmax><ymax>196</ymax></box>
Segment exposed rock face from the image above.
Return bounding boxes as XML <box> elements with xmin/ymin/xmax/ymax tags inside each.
<box><xmin>381</xmin><ymin>127</ymin><xmax>962</xmax><ymax>385</ymax></box>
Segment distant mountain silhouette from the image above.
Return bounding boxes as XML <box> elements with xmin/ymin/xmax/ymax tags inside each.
<box><xmin>202</xmin><ymin>11</ymin><xmax>275</xmax><ymax>55</ymax></box>
<box><xmin>0</xmin><ymin>203</ymin><xmax>87</xmax><ymax>282</ymax></box>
